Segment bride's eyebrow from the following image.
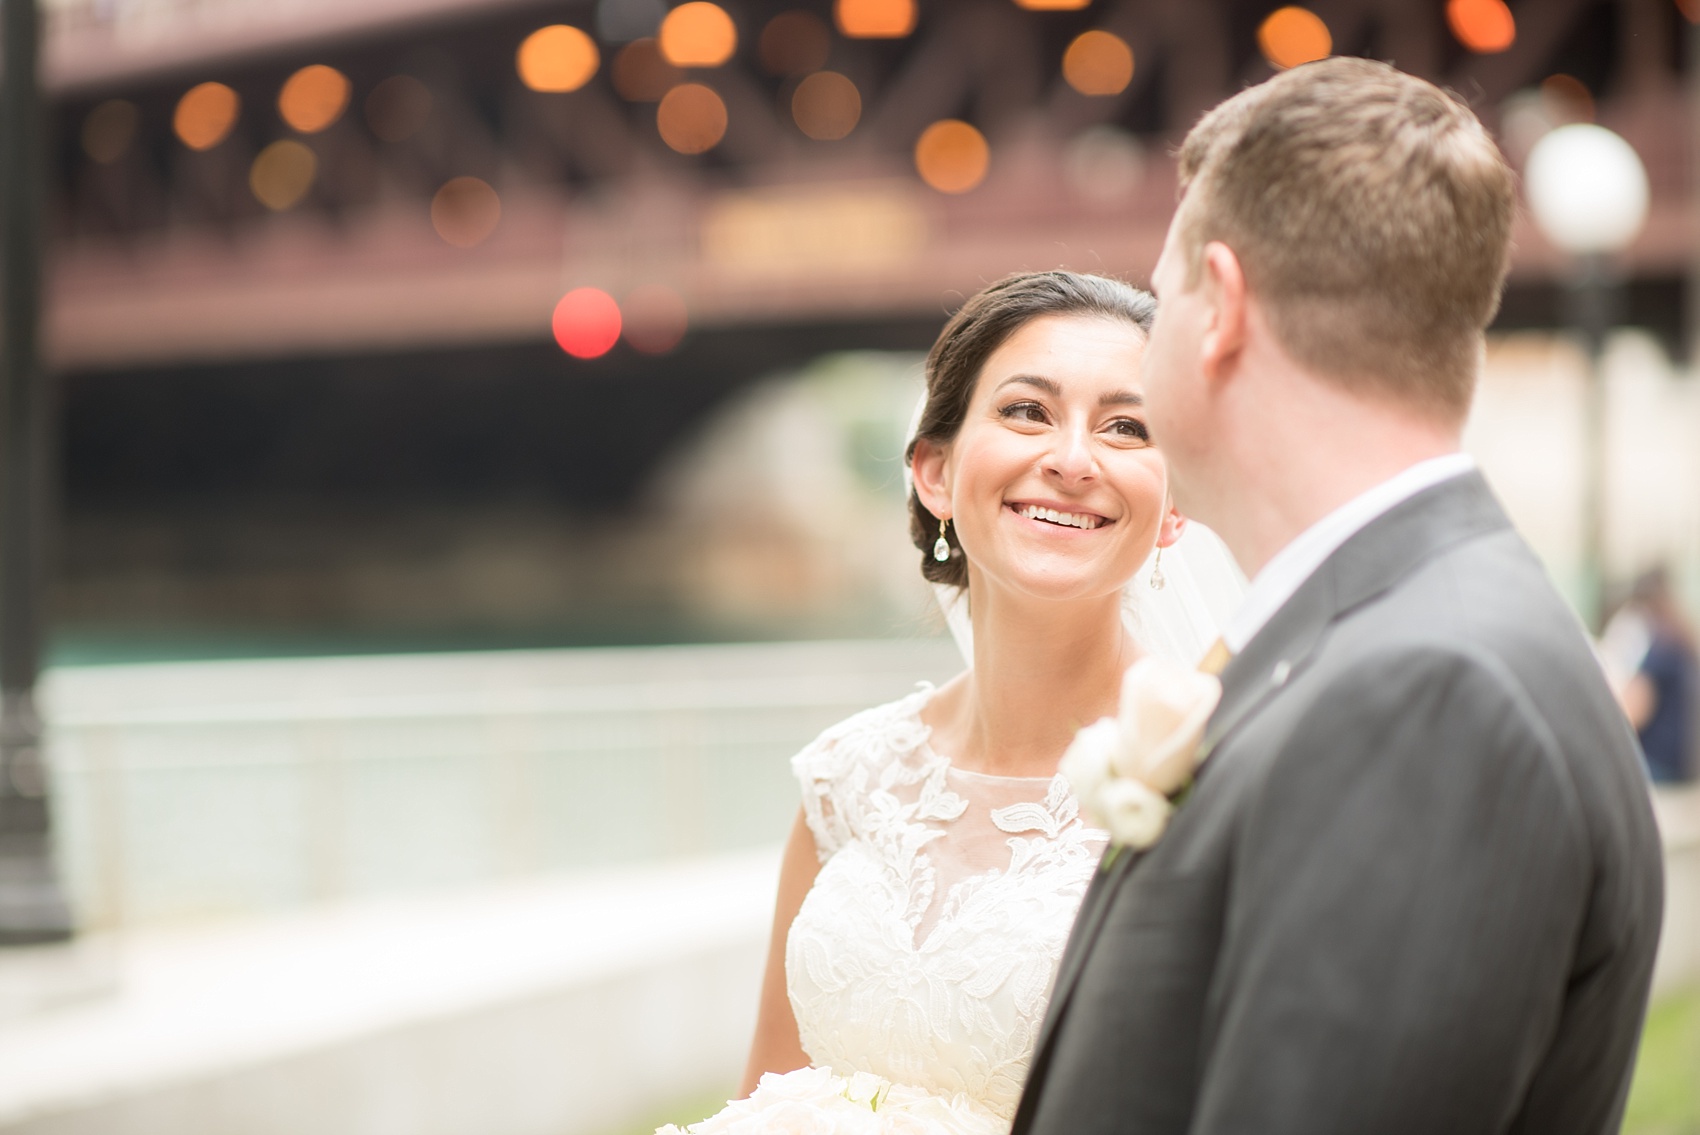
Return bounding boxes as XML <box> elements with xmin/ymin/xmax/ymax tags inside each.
<box><xmin>994</xmin><ymin>375</ymin><xmax>1143</xmax><ymax>407</ymax></box>
<box><xmin>995</xmin><ymin>375</ymin><xmax>1062</xmax><ymax>397</ymax></box>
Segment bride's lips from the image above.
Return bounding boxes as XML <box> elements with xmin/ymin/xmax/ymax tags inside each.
<box><xmin>1004</xmin><ymin>500</ymin><xmax>1115</xmax><ymax>532</ymax></box>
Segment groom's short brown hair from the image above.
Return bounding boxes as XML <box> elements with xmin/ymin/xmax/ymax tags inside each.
<box><xmin>1176</xmin><ymin>57</ymin><xmax>1514</xmax><ymax>421</ymax></box>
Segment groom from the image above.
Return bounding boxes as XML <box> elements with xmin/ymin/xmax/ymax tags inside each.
<box><xmin>1013</xmin><ymin>58</ymin><xmax>1664</xmax><ymax>1134</ymax></box>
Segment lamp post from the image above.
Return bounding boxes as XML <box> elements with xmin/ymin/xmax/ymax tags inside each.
<box><xmin>0</xmin><ymin>0</ymin><xmax>72</xmax><ymax>945</ymax></box>
<box><xmin>1523</xmin><ymin>122</ymin><xmax>1651</xmax><ymax>631</ymax></box>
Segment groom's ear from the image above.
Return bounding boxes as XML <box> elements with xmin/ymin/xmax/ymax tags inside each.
<box><xmin>1200</xmin><ymin>241</ymin><xmax>1248</xmax><ymax>382</ymax></box>
<box><xmin>1157</xmin><ymin>504</ymin><xmax>1188</xmax><ymax>549</ymax></box>
<box><xmin>911</xmin><ymin>438</ymin><xmax>952</xmax><ymax>520</ymax></box>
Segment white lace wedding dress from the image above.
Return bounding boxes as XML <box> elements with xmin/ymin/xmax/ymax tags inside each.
<box><xmin>663</xmin><ymin>685</ymin><xmax>1107</xmax><ymax>1134</ymax></box>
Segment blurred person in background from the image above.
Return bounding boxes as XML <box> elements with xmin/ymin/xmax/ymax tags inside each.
<box><xmin>1606</xmin><ymin>566</ymin><xmax>1698</xmax><ymax>785</ymax></box>
<box><xmin>659</xmin><ymin>271</ymin><xmax>1240</xmax><ymax>1135</ymax></box>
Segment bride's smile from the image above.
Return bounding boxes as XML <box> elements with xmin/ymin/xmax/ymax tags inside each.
<box><xmin>1005</xmin><ymin>501</ymin><xmax>1110</xmax><ymax>531</ymax></box>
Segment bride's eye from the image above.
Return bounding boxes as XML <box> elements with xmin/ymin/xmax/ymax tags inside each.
<box><xmin>998</xmin><ymin>401</ymin><xmax>1049</xmax><ymax>424</ymax></box>
<box><xmin>1108</xmin><ymin>417</ymin><xmax>1150</xmax><ymax>442</ymax></box>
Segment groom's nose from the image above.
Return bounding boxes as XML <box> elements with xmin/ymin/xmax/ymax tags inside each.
<box><xmin>1044</xmin><ymin>423</ymin><xmax>1098</xmax><ymax>484</ymax></box>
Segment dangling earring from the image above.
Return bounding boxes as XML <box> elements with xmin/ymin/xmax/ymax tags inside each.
<box><xmin>1149</xmin><ymin>546</ymin><xmax>1166</xmax><ymax>590</ymax></box>
<box><xmin>934</xmin><ymin>518</ymin><xmax>952</xmax><ymax>562</ymax></box>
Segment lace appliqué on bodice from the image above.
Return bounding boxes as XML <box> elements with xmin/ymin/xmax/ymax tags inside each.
<box><xmin>786</xmin><ymin>686</ymin><xmax>1107</xmax><ymax>1123</ymax></box>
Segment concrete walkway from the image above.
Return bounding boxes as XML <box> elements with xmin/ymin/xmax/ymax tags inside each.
<box><xmin>0</xmin><ymin>847</ymin><xmax>778</xmax><ymax>1135</ymax></box>
<box><xmin>2</xmin><ymin>790</ymin><xmax>1694</xmax><ymax>1135</ymax></box>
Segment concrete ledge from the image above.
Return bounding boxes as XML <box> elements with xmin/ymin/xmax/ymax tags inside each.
<box><xmin>0</xmin><ymin>848</ymin><xmax>777</xmax><ymax>1135</ymax></box>
<box><xmin>1653</xmin><ymin>785</ymin><xmax>1700</xmax><ymax>999</ymax></box>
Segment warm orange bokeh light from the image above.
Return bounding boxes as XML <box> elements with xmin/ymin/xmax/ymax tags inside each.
<box><xmin>792</xmin><ymin>71</ymin><xmax>862</xmax><ymax>140</ymax></box>
<box><xmin>613</xmin><ymin>39</ymin><xmax>683</xmax><ymax>101</ymax></box>
<box><xmin>553</xmin><ymin>288</ymin><xmax>623</xmax><ymax>359</ymax></box>
<box><xmin>657</xmin><ymin>83</ymin><xmax>729</xmax><ymax>153</ymax></box>
<box><xmin>760</xmin><ymin>10</ymin><xmax>831</xmax><ymax>75</ymax></box>
<box><xmin>174</xmin><ymin>82</ymin><xmax>240</xmax><ymax>151</ymax></box>
<box><xmin>1681</xmin><ymin>0</ymin><xmax>1700</xmax><ymax>24</ymax></box>
<box><xmin>249</xmin><ymin>140</ymin><xmax>317</xmax><ymax>210</ymax></box>
<box><xmin>366</xmin><ymin>75</ymin><xmax>433</xmax><ymax>142</ymax></box>
<box><xmin>1257</xmin><ymin>7</ymin><xmax>1332</xmax><ymax>70</ymax></box>
<box><xmin>659</xmin><ymin>2</ymin><xmax>738</xmax><ymax>68</ymax></box>
<box><xmin>623</xmin><ymin>284</ymin><xmax>689</xmax><ymax>354</ymax></box>
<box><xmin>1447</xmin><ymin>0</ymin><xmax>1515</xmax><ymax>54</ymax></box>
<box><xmin>83</xmin><ymin>100</ymin><xmax>139</xmax><ymax>164</ymax></box>
<box><xmin>1063</xmin><ymin>31</ymin><xmax>1134</xmax><ymax>96</ymax></box>
<box><xmin>517</xmin><ymin>25</ymin><xmax>600</xmax><ymax>92</ymax></box>
<box><xmin>1013</xmin><ymin>0</ymin><xmax>1090</xmax><ymax>9</ymax></box>
<box><xmin>278</xmin><ymin>65</ymin><xmax>350</xmax><ymax>133</ymax></box>
<box><xmin>915</xmin><ymin>119</ymin><xmax>989</xmax><ymax>194</ymax></box>
<box><xmin>431</xmin><ymin>177</ymin><xmax>502</xmax><ymax>248</ymax></box>
<box><xmin>835</xmin><ymin>0</ymin><xmax>916</xmax><ymax>38</ymax></box>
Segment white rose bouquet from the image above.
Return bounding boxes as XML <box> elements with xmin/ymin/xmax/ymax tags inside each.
<box><xmin>657</xmin><ymin>1067</ymin><xmax>1003</xmax><ymax>1135</ymax></box>
<box><xmin>1059</xmin><ymin>656</ymin><xmax>1222</xmax><ymax>855</ymax></box>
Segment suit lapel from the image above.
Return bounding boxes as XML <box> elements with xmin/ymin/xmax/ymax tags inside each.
<box><xmin>1200</xmin><ymin>471</ymin><xmax>1512</xmax><ymax>770</ymax></box>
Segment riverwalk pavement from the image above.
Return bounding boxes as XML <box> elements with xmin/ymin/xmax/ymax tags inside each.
<box><xmin>0</xmin><ymin>846</ymin><xmax>779</xmax><ymax>1135</ymax></box>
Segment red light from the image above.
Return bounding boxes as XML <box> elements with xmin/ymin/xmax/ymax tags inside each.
<box><xmin>552</xmin><ymin>288</ymin><xmax>622</xmax><ymax>359</ymax></box>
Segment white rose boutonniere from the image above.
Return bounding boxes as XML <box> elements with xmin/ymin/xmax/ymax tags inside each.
<box><xmin>1059</xmin><ymin>656</ymin><xmax>1222</xmax><ymax>856</ymax></box>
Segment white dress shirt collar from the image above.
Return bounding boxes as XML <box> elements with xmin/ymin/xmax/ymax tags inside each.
<box><xmin>1222</xmin><ymin>453</ymin><xmax>1477</xmax><ymax>653</ymax></box>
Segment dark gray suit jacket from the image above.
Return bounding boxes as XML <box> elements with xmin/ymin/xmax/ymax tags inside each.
<box><xmin>1012</xmin><ymin>472</ymin><xmax>1664</xmax><ymax>1135</ymax></box>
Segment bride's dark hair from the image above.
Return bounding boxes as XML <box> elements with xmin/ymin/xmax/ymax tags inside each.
<box><xmin>907</xmin><ymin>270</ymin><xmax>1158</xmax><ymax>588</ymax></box>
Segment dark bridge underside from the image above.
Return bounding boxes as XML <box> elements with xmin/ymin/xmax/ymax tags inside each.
<box><xmin>64</xmin><ymin>314</ymin><xmax>944</xmax><ymax>513</ymax></box>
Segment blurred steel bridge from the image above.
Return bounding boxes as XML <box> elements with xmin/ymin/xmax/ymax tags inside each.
<box><xmin>23</xmin><ymin>0</ymin><xmax>1698</xmax><ymax>657</ymax></box>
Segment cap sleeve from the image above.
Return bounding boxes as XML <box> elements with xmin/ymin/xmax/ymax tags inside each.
<box><xmin>792</xmin><ymin>734</ymin><xmax>854</xmax><ymax>863</ymax></box>
<box><xmin>789</xmin><ymin>687</ymin><xmax>933</xmax><ymax>864</ymax></box>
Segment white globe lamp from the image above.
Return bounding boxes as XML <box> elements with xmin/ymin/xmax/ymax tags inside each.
<box><xmin>1521</xmin><ymin>122</ymin><xmax>1650</xmax><ymax>632</ymax></box>
<box><xmin>1524</xmin><ymin>123</ymin><xmax>1649</xmax><ymax>256</ymax></box>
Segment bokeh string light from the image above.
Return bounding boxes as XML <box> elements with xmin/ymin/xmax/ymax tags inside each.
<box><xmin>659</xmin><ymin>2</ymin><xmax>738</xmax><ymax>67</ymax></box>
<box><xmin>914</xmin><ymin>119</ymin><xmax>989</xmax><ymax>194</ymax></box>
<box><xmin>1447</xmin><ymin>0</ymin><xmax>1516</xmax><ymax>53</ymax></box>
<box><xmin>1013</xmin><ymin>0</ymin><xmax>1089</xmax><ymax>10</ymax></box>
<box><xmin>553</xmin><ymin>288</ymin><xmax>623</xmax><ymax>358</ymax></box>
<box><xmin>835</xmin><ymin>0</ymin><xmax>916</xmax><ymax>39</ymax></box>
<box><xmin>174</xmin><ymin>82</ymin><xmax>240</xmax><ymax>151</ymax></box>
<box><xmin>759</xmin><ymin>11</ymin><xmax>831</xmax><ymax>76</ymax></box>
<box><xmin>622</xmin><ymin>284</ymin><xmax>689</xmax><ymax>354</ymax></box>
<box><xmin>431</xmin><ymin>177</ymin><xmax>502</xmax><ymax>247</ymax></box>
<box><xmin>517</xmin><ymin>25</ymin><xmax>601</xmax><ymax>92</ymax></box>
<box><xmin>366</xmin><ymin>75</ymin><xmax>433</xmax><ymax>142</ymax></box>
<box><xmin>1257</xmin><ymin>7</ymin><xmax>1332</xmax><ymax>70</ymax></box>
<box><xmin>249</xmin><ymin>140</ymin><xmax>317</xmax><ymax>210</ymax></box>
<box><xmin>657</xmin><ymin>83</ymin><xmax>729</xmax><ymax>153</ymax></box>
<box><xmin>82</xmin><ymin>99</ymin><xmax>139</xmax><ymax>164</ymax></box>
<box><xmin>613</xmin><ymin>38</ymin><xmax>684</xmax><ymax>100</ymax></box>
<box><xmin>1062</xmin><ymin>31</ymin><xmax>1134</xmax><ymax>96</ymax></box>
<box><xmin>278</xmin><ymin>65</ymin><xmax>351</xmax><ymax>133</ymax></box>
<box><xmin>792</xmin><ymin>71</ymin><xmax>862</xmax><ymax>140</ymax></box>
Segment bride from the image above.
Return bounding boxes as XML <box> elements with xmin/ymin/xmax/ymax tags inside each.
<box><xmin>663</xmin><ymin>271</ymin><xmax>1240</xmax><ymax>1133</ymax></box>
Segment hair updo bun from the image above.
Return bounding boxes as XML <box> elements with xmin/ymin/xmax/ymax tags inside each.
<box><xmin>906</xmin><ymin>270</ymin><xmax>1157</xmax><ymax>589</ymax></box>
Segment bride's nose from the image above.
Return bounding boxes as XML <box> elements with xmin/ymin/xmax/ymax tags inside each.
<box><xmin>1043</xmin><ymin>420</ymin><xmax>1098</xmax><ymax>484</ymax></box>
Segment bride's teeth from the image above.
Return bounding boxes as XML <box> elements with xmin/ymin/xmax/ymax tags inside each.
<box><xmin>1014</xmin><ymin>504</ymin><xmax>1103</xmax><ymax>529</ymax></box>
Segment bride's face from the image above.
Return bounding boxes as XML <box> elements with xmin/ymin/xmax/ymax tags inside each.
<box><xmin>913</xmin><ymin>313</ymin><xmax>1184</xmax><ymax>604</ymax></box>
